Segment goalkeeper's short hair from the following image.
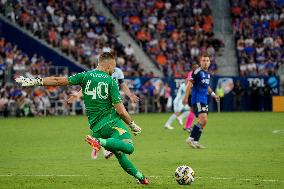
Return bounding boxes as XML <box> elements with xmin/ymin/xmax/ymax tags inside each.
<box><xmin>98</xmin><ymin>52</ymin><xmax>115</xmax><ymax>64</ymax></box>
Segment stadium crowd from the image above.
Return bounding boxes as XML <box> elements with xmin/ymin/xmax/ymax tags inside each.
<box><xmin>104</xmin><ymin>0</ymin><xmax>223</xmax><ymax>77</ymax></box>
<box><xmin>230</xmin><ymin>0</ymin><xmax>284</xmax><ymax>76</ymax></box>
<box><xmin>0</xmin><ymin>37</ymin><xmax>275</xmax><ymax>117</ymax></box>
<box><xmin>0</xmin><ymin>1</ymin><xmax>280</xmax><ymax>117</ymax></box>
<box><xmin>0</xmin><ymin>0</ymin><xmax>146</xmax><ymax>77</ymax></box>
<box><xmin>0</xmin><ymin>37</ymin><xmax>168</xmax><ymax>117</ymax></box>
<box><xmin>0</xmin><ymin>38</ymin><xmax>82</xmax><ymax>117</ymax></box>
<box><xmin>0</xmin><ymin>40</ymin><xmax>166</xmax><ymax>117</ymax></box>
<box><xmin>0</xmin><ymin>38</ymin><xmax>65</xmax><ymax>78</ymax></box>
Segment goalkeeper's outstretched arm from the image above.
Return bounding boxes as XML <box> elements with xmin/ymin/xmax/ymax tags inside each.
<box><xmin>15</xmin><ymin>76</ymin><xmax>70</xmax><ymax>87</ymax></box>
<box><xmin>42</xmin><ymin>77</ymin><xmax>69</xmax><ymax>86</ymax></box>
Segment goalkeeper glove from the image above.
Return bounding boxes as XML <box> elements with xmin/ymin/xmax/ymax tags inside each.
<box><xmin>128</xmin><ymin>121</ymin><xmax>141</xmax><ymax>136</ymax></box>
<box><xmin>15</xmin><ymin>76</ymin><xmax>43</xmax><ymax>87</ymax></box>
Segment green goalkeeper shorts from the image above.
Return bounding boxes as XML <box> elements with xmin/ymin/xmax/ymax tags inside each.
<box><xmin>91</xmin><ymin>119</ymin><xmax>132</xmax><ymax>143</ymax></box>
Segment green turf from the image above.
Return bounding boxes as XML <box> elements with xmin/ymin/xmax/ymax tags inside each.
<box><xmin>0</xmin><ymin>113</ymin><xmax>283</xmax><ymax>189</ymax></box>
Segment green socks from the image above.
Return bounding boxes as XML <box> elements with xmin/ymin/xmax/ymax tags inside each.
<box><xmin>97</xmin><ymin>138</ymin><xmax>144</xmax><ymax>180</ymax></box>
<box><xmin>114</xmin><ymin>152</ymin><xmax>144</xmax><ymax>180</ymax></box>
<box><xmin>98</xmin><ymin>138</ymin><xmax>134</xmax><ymax>154</ymax></box>
<box><xmin>135</xmin><ymin>171</ymin><xmax>145</xmax><ymax>180</ymax></box>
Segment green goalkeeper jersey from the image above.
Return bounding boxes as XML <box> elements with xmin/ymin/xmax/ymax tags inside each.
<box><xmin>68</xmin><ymin>70</ymin><xmax>122</xmax><ymax>132</ymax></box>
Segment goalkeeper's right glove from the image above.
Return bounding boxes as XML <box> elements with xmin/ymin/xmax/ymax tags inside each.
<box><xmin>15</xmin><ymin>76</ymin><xmax>43</xmax><ymax>87</ymax></box>
<box><xmin>128</xmin><ymin>121</ymin><xmax>141</xmax><ymax>136</ymax></box>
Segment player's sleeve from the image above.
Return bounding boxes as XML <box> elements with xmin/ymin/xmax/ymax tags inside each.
<box><xmin>187</xmin><ymin>71</ymin><xmax>193</xmax><ymax>80</ymax></box>
<box><xmin>116</xmin><ymin>68</ymin><xmax>125</xmax><ymax>85</ymax></box>
<box><xmin>68</xmin><ymin>72</ymin><xmax>86</xmax><ymax>85</ymax></box>
<box><xmin>191</xmin><ymin>68</ymin><xmax>201</xmax><ymax>82</ymax></box>
<box><xmin>110</xmin><ymin>79</ymin><xmax>122</xmax><ymax>105</ymax></box>
<box><xmin>117</xmin><ymin>79</ymin><xmax>124</xmax><ymax>85</ymax></box>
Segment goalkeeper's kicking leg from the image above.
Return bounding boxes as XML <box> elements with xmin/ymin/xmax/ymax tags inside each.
<box><xmin>114</xmin><ymin>151</ymin><xmax>148</xmax><ymax>184</ymax></box>
<box><xmin>85</xmin><ymin>121</ymin><xmax>148</xmax><ymax>184</ymax></box>
<box><xmin>86</xmin><ymin>136</ymin><xmax>148</xmax><ymax>184</ymax></box>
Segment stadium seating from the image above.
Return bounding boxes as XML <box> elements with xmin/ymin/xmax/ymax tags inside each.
<box><xmin>103</xmin><ymin>0</ymin><xmax>223</xmax><ymax>77</ymax></box>
<box><xmin>0</xmin><ymin>38</ymin><xmax>81</xmax><ymax>117</ymax></box>
<box><xmin>0</xmin><ymin>38</ymin><xmax>65</xmax><ymax>78</ymax></box>
<box><xmin>230</xmin><ymin>0</ymin><xmax>284</xmax><ymax>76</ymax></box>
<box><xmin>0</xmin><ymin>1</ymin><xmax>281</xmax><ymax>117</ymax></box>
<box><xmin>0</xmin><ymin>0</ymin><xmax>145</xmax><ymax>77</ymax></box>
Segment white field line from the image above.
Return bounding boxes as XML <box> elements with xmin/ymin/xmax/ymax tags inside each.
<box><xmin>0</xmin><ymin>174</ymin><xmax>282</xmax><ymax>183</ymax></box>
<box><xmin>148</xmin><ymin>176</ymin><xmax>284</xmax><ymax>183</ymax></box>
<box><xmin>0</xmin><ymin>174</ymin><xmax>88</xmax><ymax>177</ymax></box>
<box><xmin>272</xmin><ymin>130</ymin><xmax>284</xmax><ymax>134</ymax></box>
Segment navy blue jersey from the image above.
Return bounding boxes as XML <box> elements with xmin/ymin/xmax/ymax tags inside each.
<box><xmin>190</xmin><ymin>68</ymin><xmax>210</xmax><ymax>104</ymax></box>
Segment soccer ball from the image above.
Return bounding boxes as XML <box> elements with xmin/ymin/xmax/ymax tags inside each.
<box><xmin>174</xmin><ymin>165</ymin><xmax>195</xmax><ymax>185</ymax></box>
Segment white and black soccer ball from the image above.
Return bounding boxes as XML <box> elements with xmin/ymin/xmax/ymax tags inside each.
<box><xmin>174</xmin><ymin>165</ymin><xmax>195</xmax><ymax>185</ymax></box>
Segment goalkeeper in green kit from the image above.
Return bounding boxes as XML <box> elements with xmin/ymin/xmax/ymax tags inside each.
<box><xmin>15</xmin><ymin>52</ymin><xmax>149</xmax><ymax>185</ymax></box>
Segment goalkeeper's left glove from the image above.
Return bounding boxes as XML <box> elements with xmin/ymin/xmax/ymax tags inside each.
<box><xmin>128</xmin><ymin>121</ymin><xmax>141</xmax><ymax>136</ymax></box>
<box><xmin>15</xmin><ymin>76</ymin><xmax>43</xmax><ymax>87</ymax></box>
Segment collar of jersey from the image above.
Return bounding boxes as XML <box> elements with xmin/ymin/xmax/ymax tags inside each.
<box><xmin>95</xmin><ymin>69</ymin><xmax>109</xmax><ymax>75</ymax></box>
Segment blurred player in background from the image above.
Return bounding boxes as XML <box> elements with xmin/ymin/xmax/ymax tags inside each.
<box><xmin>164</xmin><ymin>80</ymin><xmax>189</xmax><ymax>130</ymax></box>
<box><xmin>67</xmin><ymin>65</ymin><xmax>139</xmax><ymax>160</ymax></box>
<box><xmin>183</xmin><ymin>53</ymin><xmax>219</xmax><ymax>149</ymax></box>
<box><xmin>15</xmin><ymin>52</ymin><xmax>149</xmax><ymax>184</ymax></box>
<box><xmin>183</xmin><ymin>63</ymin><xmax>199</xmax><ymax>133</ymax></box>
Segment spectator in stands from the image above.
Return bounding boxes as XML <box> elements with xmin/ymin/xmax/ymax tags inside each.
<box><xmin>248</xmin><ymin>81</ymin><xmax>260</xmax><ymax>111</ymax></box>
<box><xmin>262</xmin><ymin>83</ymin><xmax>273</xmax><ymax>111</ymax></box>
<box><xmin>232</xmin><ymin>80</ymin><xmax>244</xmax><ymax>111</ymax></box>
<box><xmin>15</xmin><ymin>92</ymin><xmax>32</xmax><ymax>117</ymax></box>
<box><xmin>0</xmin><ymin>93</ymin><xmax>8</xmax><ymax>117</ymax></box>
<box><xmin>124</xmin><ymin>44</ymin><xmax>134</xmax><ymax>56</ymax></box>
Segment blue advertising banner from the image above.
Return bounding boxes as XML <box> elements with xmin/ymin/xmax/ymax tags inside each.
<box><xmin>211</xmin><ymin>76</ymin><xmax>279</xmax><ymax>111</ymax></box>
<box><xmin>125</xmin><ymin>76</ymin><xmax>280</xmax><ymax>112</ymax></box>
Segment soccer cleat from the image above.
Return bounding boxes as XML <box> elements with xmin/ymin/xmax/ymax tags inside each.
<box><xmin>91</xmin><ymin>149</ymin><xmax>98</xmax><ymax>159</ymax></box>
<box><xmin>85</xmin><ymin>135</ymin><xmax>101</xmax><ymax>151</ymax></box>
<box><xmin>164</xmin><ymin>125</ymin><xmax>174</xmax><ymax>130</ymax></box>
<box><xmin>195</xmin><ymin>142</ymin><xmax>206</xmax><ymax>149</ymax></box>
<box><xmin>183</xmin><ymin>128</ymin><xmax>192</xmax><ymax>133</ymax></box>
<box><xmin>103</xmin><ymin>149</ymin><xmax>114</xmax><ymax>160</ymax></box>
<box><xmin>136</xmin><ymin>177</ymin><xmax>149</xmax><ymax>185</ymax></box>
<box><xmin>186</xmin><ymin>139</ymin><xmax>197</xmax><ymax>149</ymax></box>
<box><xmin>177</xmin><ymin>117</ymin><xmax>183</xmax><ymax>126</ymax></box>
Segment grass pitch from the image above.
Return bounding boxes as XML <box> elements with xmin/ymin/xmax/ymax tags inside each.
<box><xmin>0</xmin><ymin>113</ymin><xmax>283</xmax><ymax>189</ymax></box>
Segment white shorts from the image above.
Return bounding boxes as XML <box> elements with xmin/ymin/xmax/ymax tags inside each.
<box><xmin>173</xmin><ymin>101</ymin><xmax>190</xmax><ymax>113</ymax></box>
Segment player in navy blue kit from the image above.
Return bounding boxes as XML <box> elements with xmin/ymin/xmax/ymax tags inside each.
<box><xmin>183</xmin><ymin>53</ymin><xmax>219</xmax><ymax>149</ymax></box>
